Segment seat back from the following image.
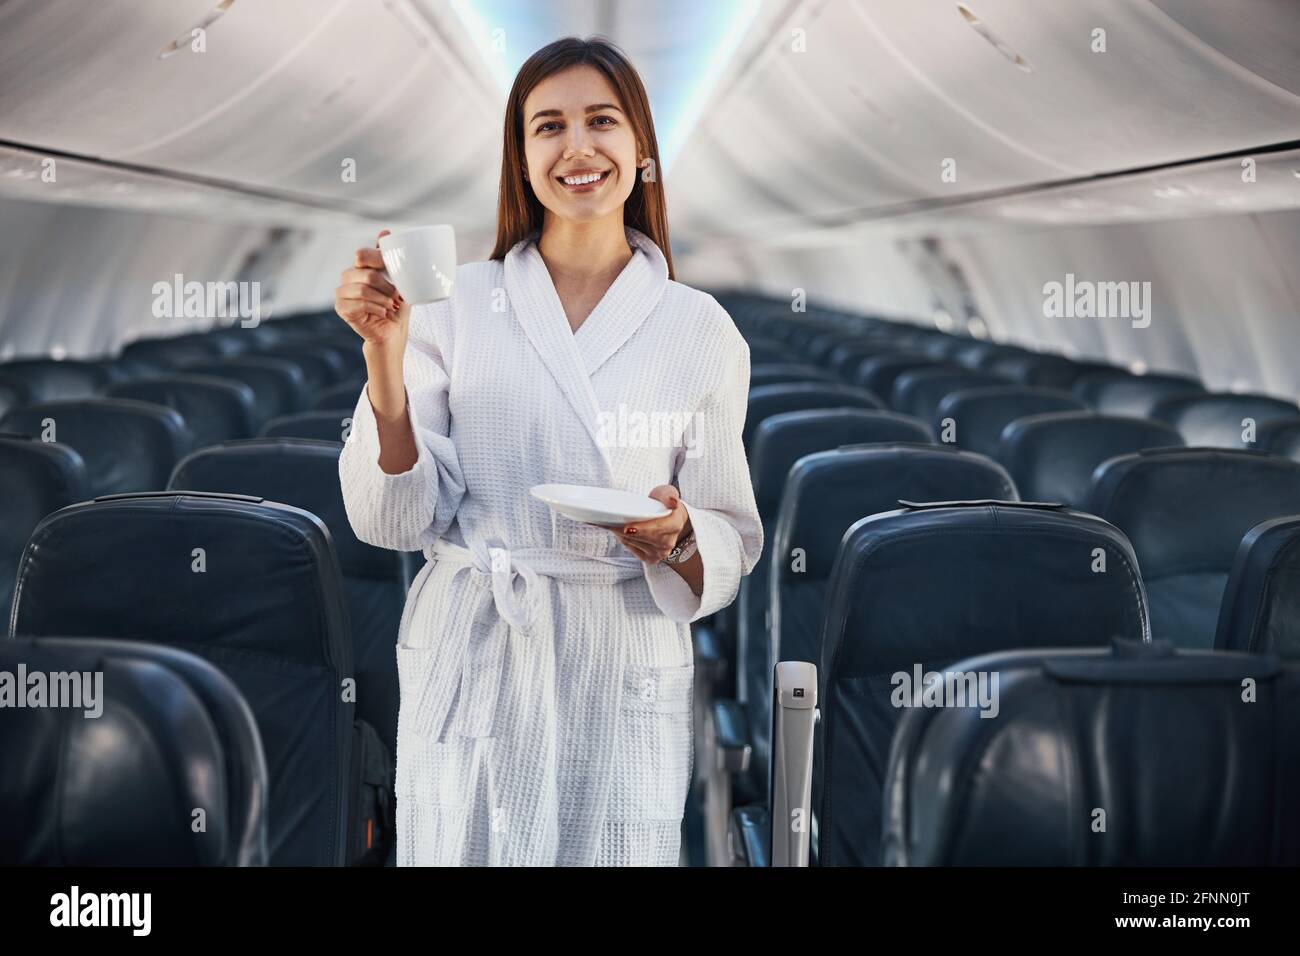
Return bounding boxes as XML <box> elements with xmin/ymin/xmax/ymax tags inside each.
<box><xmin>0</xmin><ymin>376</ymin><xmax>34</xmax><ymax>419</ymax></box>
<box><xmin>743</xmin><ymin>384</ymin><xmax>883</xmax><ymax>448</ymax></box>
<box><xmin>889</xmin><ymin>368</ymin><xmax>1006</xmax><ymax>421</ymax></box>
<box><xmin>1083</xmin><ymin>372</ymin><xmax>1203</xmax><ymax>416</ymax></box>
<box><xmin>754</xmin><ymin>448</ymin><xmax>1017</xmax><ymax>819</ymax></box>
<box><xmin>0</xmin><ymin>435</ymin><xmax>89</xmax><ymax>625</ymax></box>
<box><xmin>0</xmin><ymin>359</ymin><xmax>111</xmax><ymax>401</ymax></box>
<box><xmin>1216</xmin><ymin>515</ymin><xmax>1300</xmax><ymax>660</ymax></box>
<box><xmin>883</xmin><ymin>643</ymin><xmax>1300</xmax><ymax>865</ymax></box>
<box><xmin>10</xmin><ymin>492</ymin><xmax>354</xmax><ymax>866</ymax></box>
<box><xmin>934</xmin><ymin>385</ymin><xmax>1086</xmax><ymax>459</ymax></box>
<box><xmin>0</xmin><ymin>637</ymin><xmax>268</xmax><ymax>865</ymax></box>
<box><xmin>170</xmin><ymin>439</ymin><xmax>404</xmax><ymax>752</ymax></box>
<box><xmin>253</xmin><ymin>345</ymin><xmax>346</xmax><ymax>392</ymax></box>
<box><xmin>1259</xmin><ymin>417</ymin><xmax>1300</xmax><ymax>462</ymax></box>
<box><xmin>313</xmin><ymin>381</ymin><xmax>366</xmax><ymax>412</ymax></box>
<box><xmin>121</xmin><ymin>335</ymin><xmax>229</xmax><ymax>369</ymax></box>
<box><xmin>1258</xmin><ymin>418</ymin><xmax>1300</xmax><ymax>463</ymax></box>
<box><xmin>260</xmin><ymin>410</ymin><xmax>353</xmax><ymax>442</ymax></box>
<box><xmin>818</xmin><ymin>501</ymin><xmax>1148</xmax><ymax>865</ymax></box>
<box><xmin>853</xmin><ymin>354</ymin><xmax>952</xmax><ymax>402</ymax></box>
<box><xmin>1000</xmin><ymin>411</ymin><xmax>1184</xmax><ymax>507</ymax></box>
<box><xmin>1087</xmin><ymin>448</ymin><xmax>1300</xmax><ymax>648</ymax></box>
<box><xmin>183</xmin><ymin>357</ymin><xmax>308</xmax><ymax>425</ymax></box>
<box><xmin>105</xmin><ymin>374</ymin><xmax>257</xmax><ymax>449</ymax></box>
<box><xmin>748</xmin><ymin>364</ymin><xmax>839</xmax><ymax>388</ymax></box>
<box><xmin>987</xmin><ymin>353</ymin><xmax>1089</xmax><ymax>389</ymax></box>
<box><xmin>0</xmin><ymin>399</ymin><xmax>189</xmax><ymax>495</ymax></box>
<box><xmin>1151</xmin><ymin>392</ymin><xmax>1300</xmax><ymax>448</ymax></box>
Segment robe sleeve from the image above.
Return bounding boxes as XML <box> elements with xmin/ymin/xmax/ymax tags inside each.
<box><xmin>643</xmin><ymin>331</ymin><xmax>763</xmax><ymax>623</ymax></box>
<box><xmin>338</xmin><ymin>305</ymin><xmax>466</xmax><ymax>552</ymax></box>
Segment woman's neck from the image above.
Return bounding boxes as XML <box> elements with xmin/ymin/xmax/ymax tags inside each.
<box><xmin>537</xmin><ymin>213</ymin><xmax>633</xmax><ymax>287</ymax></box>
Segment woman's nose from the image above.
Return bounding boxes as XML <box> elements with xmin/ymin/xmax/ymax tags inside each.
<box><xmin>563</xmin><ymin>126</ymin><xmax>595</xmax><ymax>157</ymax></box>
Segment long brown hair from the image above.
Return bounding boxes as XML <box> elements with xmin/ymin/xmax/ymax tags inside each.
<box><xmin>490</xmin><ymin>36</ymin><xmax>674</xmax><ymax>279</ymax></box>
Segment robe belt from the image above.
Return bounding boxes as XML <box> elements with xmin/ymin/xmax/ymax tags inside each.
<box><xmin>409</xmin><ymin>537</ymin><xmax>644</xmax><ymax>740</ymax></box>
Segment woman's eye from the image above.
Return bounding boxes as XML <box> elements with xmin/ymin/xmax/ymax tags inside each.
<box><xmin>591</xmin><ymin>115</ymin><xmax>616</xmax><ymax>127</ymax></box>
<box><xmin>536</xmin><ymin>121</ymin><xmax>560</xmax><ymax>133</ymax></box>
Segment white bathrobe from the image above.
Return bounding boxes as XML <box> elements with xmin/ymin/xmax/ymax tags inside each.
<box><xmin>339</xmin><ymin>226</ymin><xmax>762</xmax><ymax>866</ymax></box>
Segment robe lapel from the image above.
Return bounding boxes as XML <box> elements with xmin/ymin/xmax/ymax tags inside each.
<box><xmin>504</xmin><ymin>227</ymin><xmax>669</xmax><ymax>484</ymax></box>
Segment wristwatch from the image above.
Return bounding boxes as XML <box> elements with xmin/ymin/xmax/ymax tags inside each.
<box><xmin>662</xmin><ymin>524</ymin><xmax>698</xmax><ymax>565</ymax></box>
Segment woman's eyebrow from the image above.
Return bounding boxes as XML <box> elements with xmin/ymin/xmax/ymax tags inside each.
<box><xmin>528</xmin><ymin>103</ymin><xmax>624</xmax><ymax>123</ymax></box>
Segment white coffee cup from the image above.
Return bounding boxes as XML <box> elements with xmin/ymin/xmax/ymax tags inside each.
<box><xmin>378</xmin><ymin>225</ymin><xmax>457</xmax><ymax>305</ymax></box>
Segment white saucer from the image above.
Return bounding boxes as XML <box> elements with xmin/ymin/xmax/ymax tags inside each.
<box><xmin>530</xmin><ymin>483</ymin><xmax>671</xmax><ymax>526</ymax></box>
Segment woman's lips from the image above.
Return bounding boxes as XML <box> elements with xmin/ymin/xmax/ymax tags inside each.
<box><xmin>557</xmin><ymin>169</ymin><xmax>611</xmax><ymax>192</ymax></box>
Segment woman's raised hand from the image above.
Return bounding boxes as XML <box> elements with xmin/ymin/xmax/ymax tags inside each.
<box><xmin>334</xmin><ymin>229</ymin><xmax>410</xmax><ymax>352</ymax></box>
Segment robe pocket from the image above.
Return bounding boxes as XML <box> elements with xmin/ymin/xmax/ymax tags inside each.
<box><xmin>610</xmin><ymin>662</ymin><xmax>695</xmax><ymax>822</ymax></box>
<box><xmin>394</xmin><ymin>644</ymin><xmax>475</xmax><ymax>809</ymax></box>
<box><xmin>395</xmin><ymin>643</ymin><xmax>450</xmax><ymax>742</ymax></box>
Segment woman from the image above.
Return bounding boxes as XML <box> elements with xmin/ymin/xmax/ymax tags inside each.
<box><xmin>334</xmin><ymin>36</ymin><xmax>762</xmax><ymax>866</ymax></box>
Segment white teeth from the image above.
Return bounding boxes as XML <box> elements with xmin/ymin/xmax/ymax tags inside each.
<box><xmin>562</xmin><ymin>171</ymin><xmax>604</xmax><ymax>185</ymax></box>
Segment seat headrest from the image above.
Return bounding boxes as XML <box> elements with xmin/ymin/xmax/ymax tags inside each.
<box><xmin>312</xmin><ymin>381</ymin><xmax>365</xmax><ymax>412</ymax></box>
<box><xmin>11</xmin><ymin>492</ymin><xmax>351</xmax><ymax>674</ymax></box>
<box><xmin>183</xmin><ymin>357</ymin><xmax>308</xmax><ymax>421</ymax></box>
<box><xmin>823</xmin><ymin>503</ymin><xmax>1148</xmax><ymax>678</ymax></box>
<box><xmin>744</xmin><ymin>383</ymin><xmax>883</xmax><ymax>447</ymax></box>
<box><xmin>0</xmin><ymin>636</ymin><xmax>268</xmax><ymax>865</ymax></box>
<box><xmin>1216</xmin><ymin>515</ymin><xmax>1300</xmax><ymax>659</ymax></box>
<box><xmin>748</xmin><ymin>364</ymin><xmax>838</xmax><ymax>388</ymax></box>
<box><xmin>1087</xmin><ymin>372</ymin><xmax>1204</xmax><ymax>416</ymax></box>
<box><xmin>934</xmin><ymin>385</ymin><xmax>1086</xmax><ymax>458</ymax></box>
<box><xmin>883</xmin><ymin>644</ymin><xmax>1300</xmax><ymax>865</ymax></box>
<box><xmin>1072</xmin><ymin>369</ymin><xmax>1134</xmax><ymax>405</ymax></box>
<box><xmin>749</xmin><ymin>409</ymin><xmax>932</xmax><ymax>517</ymax></box>
<box><xmin>854</xmin><ymin>354</ymin><xmax>952</xmax><ymax>402</ymax></box>
<box><xmin>0</xmin><ymin>359</ymin><xmax>110</xmax><ymax>401</ymax></box>
<box><xmin>776</xmin><ymin>445</ymin><xmax>1017</xmax><ymax>581</ymax></box>
<box><xmin>0</xmin><ymin>399</ymin><xmax>189</xmax><ymax>496</ymax></box>
<box><xmin>106</xmin><ymin>374</ymin><xmax>257</xmax><ymax>446</ymax></box>
<box><xmin>1000</xmin><ymin>411</ymin><xmax>1185</xmax><ymax>508</ymax></box>
<box><xmin>988</xmin><ymin>353</ymin><xmax>1084</xmax><ymax>389</ymax></box>
<box><xmin>0</xmin><ymin>434</ymin><xmax>89</xmax><ymax>513</ymax></box>
<box><xmin>259</xmin><ymin>410</ymin><xmax>352</xmax><ymax>442</ymax></box>
<box><xmin>1259</xmin><ymin>417</ymin><xmax>1300</xmax><ymax>461</ymax></box>
<box><xmin>889</xmin><ymin>368</ymin><xmax>1006</xmax><ymax>421</ymax></box>
<box><xmin>170</xmin><ymin>439</ymin><xmax>400</xmax><ymax>579</ymax></box>
<box><xmin>122</xmin><ymin>335</ymin><xmax>227</xmax><ymax>368</ymax></box>
<box><xmin>0</xmin><ymin>436</ymin><xmax>89</xmax><ymax>623</ymax></box>
<box><xmin>1087</xmin><ymin>448</ymin><xmax>1300</xmax><ymax>579</ymax></box>
<box><xmin>1151</xmin><ymin>392</ymin><xmax>1300</xmax><ymax>448</ymax></box>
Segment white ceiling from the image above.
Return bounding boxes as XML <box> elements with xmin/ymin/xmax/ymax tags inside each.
<box><xmin>1</xmin><ymin>0</ymin><xmax>1296</xmax><ymax>249</ymax></box>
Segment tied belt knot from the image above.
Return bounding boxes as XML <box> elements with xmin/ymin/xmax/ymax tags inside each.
<box><xmin>405</xmin><ymin>537</ymin><xmax>643</xmax><ymax>740</ymax></box>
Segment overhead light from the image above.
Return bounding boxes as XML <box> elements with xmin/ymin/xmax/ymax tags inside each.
<box><xmin>957</xmin><ymin>3</ymin><xmax>1033</xmax><ymax>73</ymax></box>
<box><xmin>159</xmin><ymin>0</ymin><xmax>236</xmax><ymax>60</ymax></box>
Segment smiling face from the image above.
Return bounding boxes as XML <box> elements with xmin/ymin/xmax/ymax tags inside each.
<box><xmin>521</xmin><ymin>64</ymin><xmax>641</xmax><ymax>225</ymax></box>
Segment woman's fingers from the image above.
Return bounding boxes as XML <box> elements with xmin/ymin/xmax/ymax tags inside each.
<box><xmin>610</xmin><ymin>531</ymin><xmax>657</xmax><ymax>563</ymax></box>
<box><xmin>354</xmin><ymin>245</ymin><xmax>386</xmax><ymax>271</ymax></box>
<box><xmin>338</xmin><ymin>281</ymin><xmax>399</xmax><ymax>309</ymax></box>
<box><xmin>339</xmin><ymin>267</ymin><xmax>399</xmax><ymax>299</ymax></box>
<box><xmin>338</xmin><ymin>300</ymin><xmax>394</xmax><ymax>321</ymax></box>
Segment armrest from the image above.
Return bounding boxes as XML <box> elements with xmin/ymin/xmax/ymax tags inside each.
<box><xmin>770</xmin><ymin>661</ymin><xmax>817</xmax><ymax>867</ymax></box>
<box><xmin>729</xmin><ymin>805</ymin><xmax>771</xmax><ymax>867</ymax></box>
<box><xmin>710</xmin><ymin>699</ymin><xmax>752</xmax><ymax>774</ymax></box>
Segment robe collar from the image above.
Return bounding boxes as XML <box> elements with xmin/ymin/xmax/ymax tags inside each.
<box><xmin>504</xmin><ymin>225</ymin><xmax>669</xmax><ymax>482</ymax></box>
